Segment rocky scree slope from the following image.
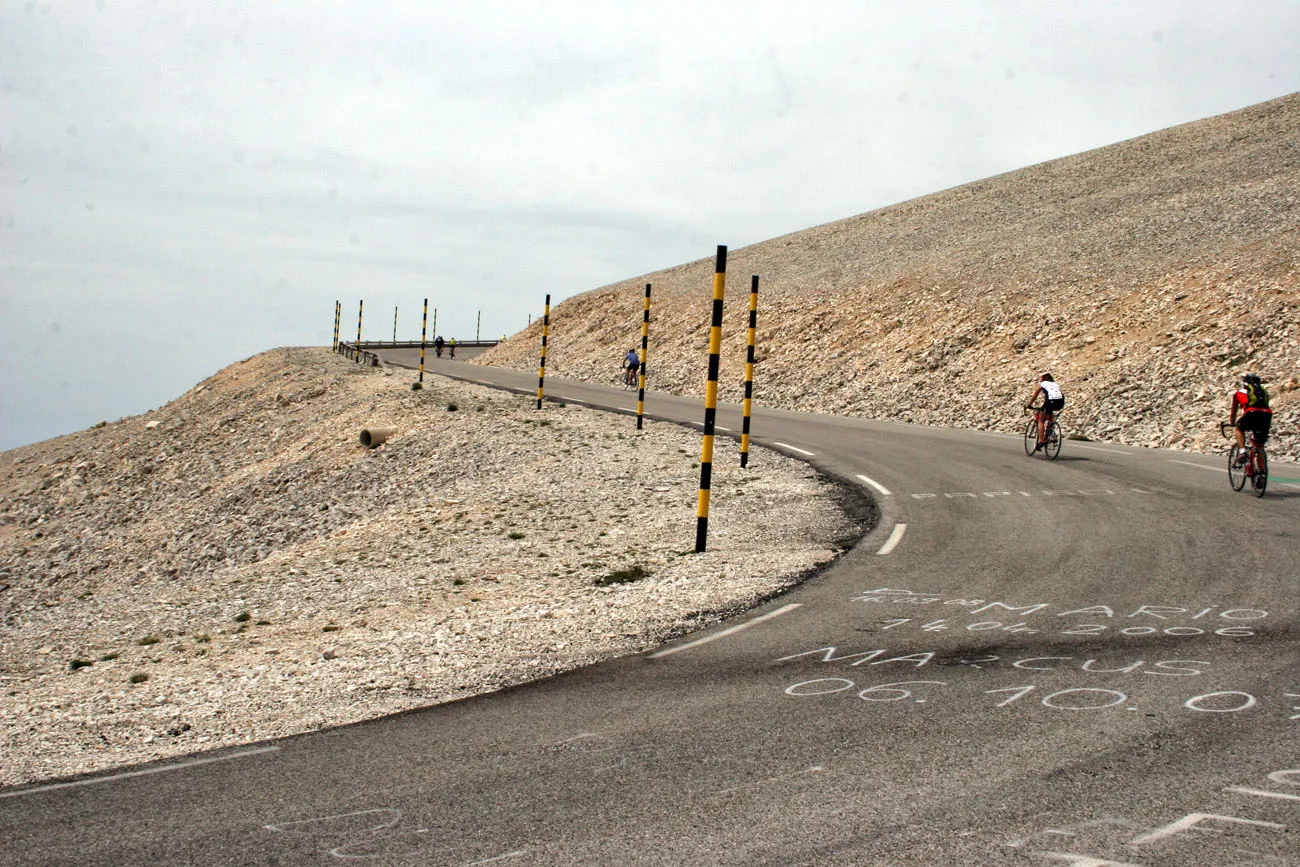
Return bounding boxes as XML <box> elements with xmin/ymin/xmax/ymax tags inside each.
<box><xmin>0</xmin><ymin>348</ymin><xmax>860</xmax><ymax>786</ymax></box>
<box><xmin>483</xmin><ymin>93</ymin><xmax>1299</xmax><ymax>461</ymax></box>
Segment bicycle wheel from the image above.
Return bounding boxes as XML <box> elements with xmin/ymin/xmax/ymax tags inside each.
<box><xmin>1044</xmin><ymin>421</ymin><xmax>1062</xmax><ymax>460</ymax></box>
<box><xmin>1228</xmin><ymin>445</ymin><xmax>1247</xmax><ymax>491</ymax></box>
<box><xmin>1024</xmin><ymin>418</ymin><xmax>1038</xmax><ymax>456</ymax></box>
<box><xmin>1252</xmin><ymin>447</ymin><xmax>1268</xmax><ymax>497</ymax></box>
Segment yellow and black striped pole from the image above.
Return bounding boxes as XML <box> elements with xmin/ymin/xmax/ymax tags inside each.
<box><xmin>418</xmin><ymin>297</ymin><xmax>428</xmax><ymax>383</ymax></box>
<box><xmin>332</xmin><ymin>300</ymin><xmax>341</xmax><ymax>351</ymax></box>
<box><xmin>636</xmin><ymin>283</ymin><xmax>651</xmax><ymax>430</ymax></box>
<box><xmin>537</xmin><ymin>294</ymin><xmax>550</xmax><ymax>409</ymax></box>
<box><xmin>740</xmin><ymin>275</ymin><xmax>760</xmax><ymax>468</ymax></box>
<box><xmin>355</xmin><ymin>300</ymin><xmax>364</xmax><ymax>363</ymax></box>
<box><xmin>695</xmin><ymin>246</ymin><xmax>727</xmax><ymax>553</ymax></box>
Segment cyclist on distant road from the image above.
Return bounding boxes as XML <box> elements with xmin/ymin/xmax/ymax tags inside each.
<box><xmin>1027</xmin><ymin>373</ymin><xmax>1065</xmax><ymax>452</ymax></box>
<box><xmin>623</xmin><ymin>347</ymin><xmax>641</xmax><ymax>387</ymax></box>
<box><xmin>1230</xmin><ymin>373</ymin><xmax>1271</xmax><ymax>465</ymax></box>
<box><xmin>449</xmin><ymin>337</ymin><xmax>457</xmax><ymax>358</ymax></box>
<box><xmin>434</xmin><ymin>335</ymin><xmax>445</xmax><ymax>357</ymax></box>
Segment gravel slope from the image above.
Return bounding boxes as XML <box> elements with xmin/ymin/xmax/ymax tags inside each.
<box><xmin>0</xmin><ymin>349</ymin><xmax>864</xmax><ymax>787</ymax></box>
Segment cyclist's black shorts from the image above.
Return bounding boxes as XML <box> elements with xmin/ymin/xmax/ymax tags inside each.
<box><xmin>1044</xmin><ymin>398</ymin><xmax>1065</xmax><ymax>414</ymax></box>
<box><xmin>1237</xmin><ymin>411</ymin><xmax>1272</xmax><ymax>443</ymax></box>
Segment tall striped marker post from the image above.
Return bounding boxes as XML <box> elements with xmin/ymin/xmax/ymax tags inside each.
<box><xmin>695</xmin><ymin>246</ymin><xmax>727</xmax><ymax>553</ymax></box>
<box><xmin>537</xmin><ymin>294</ymin><xmax>550</xmax><ymax>409</ymax></box>
<box><xmin>355</xmin><ymin>300</ymin><xmax>364</xmax><ymax>363</ymax></box>
<box><xmin>636</xmin><ymin>283</ymin><xmax>651</xmax><ymax>430</ymax></box>
<box><xmin>431</xmin><ymin>309</ymin><xmax>438</xmax><ymax>345</ymax></box>
<box><xmin>333</xmin><ymin>300</ymin><xmax>341</xmax><ymax>351</ymax></box>
<box><xmin>392</xmin><ymin>306</ymin><xmax>398</xmax><ymax>344</ymax></box>
<box><xmin>476</xmin><ymin>310</ymin><xmax>481</xmax><ymax>343</ymax></box>
<box><xmin>740</xmin><ymin>275</ymin><xmax>760</xmax><ymax>468</ymax></box>
<box><xmin>418</xmin><ymin>298</ymin><xmax>428</xmax><ymax>383</ymax></box>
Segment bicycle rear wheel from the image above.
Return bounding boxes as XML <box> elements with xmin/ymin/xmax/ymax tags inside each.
<box><xmin>1044</xmin><ymin>422</ymin><xmax>1062</xmax><ymax>460</ymax></box>
<box><xmin>1252</xmin><ymin>448</ymin><xmax>1268</xmax><ymax>497</ymax></box>
<box><xmin>1024</xmin><ymin>418</ymin><xmax>1038</xmax><ymax>456</ymax></box>
<box><xmin>1228</xmin><ymin>445</ymin><xmax>1247</xmax><ymax>491</ymax></box>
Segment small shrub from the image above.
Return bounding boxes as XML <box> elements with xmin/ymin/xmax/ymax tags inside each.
<box><xmin>595</xmin><ymin>565</ymin><xmax>650</xmax><ymax>587</ymax></box>
<box><xmin>255</xmin><ymin>620</ymin><xmax>271</xmax><ymax>626</ymax></box>
<box><xmin>195</xmin><ymin>634</ymin><xmax>211</xmax><ymax>644</ymax></box>
<box><xmin>69</xmin><ymin>659</ymin><xmax>93</xmax><ymax>671</ymax></box>
<box><xmin>137</xmin><ymin>635</ymin><xmax>160</xmax><ymax>646</ymax></box>
<box><xmin>129</xmin><ymin>673</ymin><xmax>149</xmax><ymax>684</ymax></box>
<box><xmin>322</xmin><ymin>625</ymin><xmax>340</xmax><ymax>632</ymax></box>
<box><xmin>233</xmin><ymin>612</ymin><xmax>251</xmax><ymax>623</ymax></box>
<box><xmin>447</xmin><ymin>402</ymin><xmax>458</xmax><ymax>412</ymax></box>
<box><xmin>507</xmin><ymin>531</ymin><xmax>525</xmax><ymax>540</ymax></box>
<box><xmin>453</xmin><ymin>578</ymin><xmax>466</xmax><ymax>586</ymax></box>
<box><xmin>100</xmin><ymin>652</ymin><xmax>120</xmax><ymax>661</ymax></box>
<box><xmin>411</xmin><ymin>382</ymin><xmax>423</xmax><ymax>391</ymax></box>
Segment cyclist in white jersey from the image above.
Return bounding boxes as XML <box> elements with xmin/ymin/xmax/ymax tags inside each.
<box><xmin>1029</xmin><ymin>373</ymin><xmax>1065</xmax><ymax>452</ymax></box>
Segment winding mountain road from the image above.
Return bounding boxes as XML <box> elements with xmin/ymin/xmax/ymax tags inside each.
<box><xmin>2</xmin><ymin>354</ymin><xmax>1297</xmax><ymax>866</ymax></box>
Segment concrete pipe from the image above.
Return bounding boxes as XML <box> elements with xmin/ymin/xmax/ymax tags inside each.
<box><xmin>359</xmin><ymin>427</ymin><xmax>396</xmax><ymax>448</ymax></box>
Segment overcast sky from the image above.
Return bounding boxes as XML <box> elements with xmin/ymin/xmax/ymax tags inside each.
<box><xmin>2</xmin><ymin>0</ymin><xmax>1298</xmax><ymax>450</ymax></box>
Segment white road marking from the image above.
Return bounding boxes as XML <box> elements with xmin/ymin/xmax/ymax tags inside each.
<box><xmin>715</xmin><ymin>426</ymin><xmax>731</xmax><ymax>432</ymax></box>
<box><xmin>856</xmin><ymin>474</ymin><xmax>892</xmax><ymax>497</ymax></box>
<box><xmin>773</xmin><ymin>442</ymin><xmax>815</xmax><ymax>456</ymax></box>
<box><xmin>649</xmin><ymin>604</ymin><xmax>802</xmax><ymax>658</ymax></box>
<box><xmin>465</xmin><ymin>852</ymin><xmax>528</xmax><ymax>865</ymax></box>
<box><xmin>1070</xmin><ymin>444</ymin><xmax>1132</xmax><ymax>455</ymax></box>
<box><xmin>1169</xmin><ymin>460</ymin><xmax>1221</xmax><ymax>472</ymax></box>
<box><xmin>0</xmin><ymin>746</ymin><xmax>281</xmax><ymax>799</ymax></box>
<box><xmin>877</xmin><ymin>523</ymin><xmax>908</xmax><ymax>556</ymax></box>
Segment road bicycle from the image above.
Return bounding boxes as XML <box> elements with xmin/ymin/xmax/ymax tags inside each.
<box><xmin>1024</xmin><ymin>405</ymin><xmax>1062</xmax><ymax>460</ymax></box>
<box><xmin>623</xmin><ymin>365</ymin><xmax>639</xmax><ymax>389</ymax></box>
<box><xmin>1221</xmin><ymin>421</ymin><xmax>1268</xmax><ymax>497</ymax></box>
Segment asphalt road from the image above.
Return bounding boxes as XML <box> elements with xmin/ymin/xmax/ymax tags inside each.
<box><xmin>3</xmin><ymin>353</ymin><xmax>1297</xmax><ymax>866</ymax></box>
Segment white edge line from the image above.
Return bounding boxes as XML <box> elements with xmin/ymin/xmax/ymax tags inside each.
<box><xmin>1169</xmin><ymin>460</ymin><xmax>1222</xmax><ymax>472</ymax></box>
<box><xmin>1071</xmin><ymin>444</ymin><xmax>1133</xmax><ymax>455</ymax></box>
<box><xmin>0</xmin><ymin>746</ymin><xmax>281</xmax><ymax>799</ymax></box>
<box><xmin>772</xmin><ymin>442</ymin><xmax>815</xmax><ymax>457</ymax></box>
<box><xmin>877</xmin><ymin>523</ymin><xmax>908</xmax><ymax>555</ymax></box>
<box><xmin>855</xmin><ymin>474</ymin><xmax>892</xmax><ymax>497</ymax></box>
<box><xmin>649</xmin><ymin>603</ymin><xmax>802</xmax><ymax>659</ymax></box>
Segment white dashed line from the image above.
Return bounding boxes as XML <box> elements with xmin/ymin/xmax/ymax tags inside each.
<box><xmin>1169</xmin><ymin>460</ymin><xmax>1221</xmax><ymax>472</ymax></box>
<box><xmin>856</xmin><ymin>474</ymin><xmax>892</xmax><ymax>497</ymax></box>
<box><xmin>715</xmin><ymin>426</ymin><xmax>731</xmax><ymax>432</ymax></box>
<box><xmin>773</xmin><ymin>442</ymin><xmax>815</xmax><ymax>457</ymax></box>
<box><xmin>877</xmin><ymin>523</ymin><xmax>907</xmax><ymax>555</ymax></box>
<box><xmin>0</xmin><ymin>746</ymin><xmax>281</xmax><ymax>799</ymax></box>
<box><xmin>649</xmin><ymin>604</ymin><xmax>802</xmax><ymax>658</ymax></box>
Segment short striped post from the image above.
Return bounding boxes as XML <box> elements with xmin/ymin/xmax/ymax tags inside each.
<box><xmin>392</xmin><ymin>306</ymin><xmax>398</xmax><ymax>344</ymax></box>
<box><xmin>537</xmin><ymin>294</ymin><xmax>550</xmax><ymax>409</ymax></box>
<box><xmin>355</xmin><ymin>300</ymin><xmax>364</xmax><ymax>363</ymax></box>
<box><xmin>432</xmin><ymin>308</ymin><xmax>438</xmax><ymax>345</ymax></box>
<box><xmin>636</xmin><ymin>283</ymin><xmax>651</xmax><ymax>430</ymax></box>
<box><xmin>740</xmin><ymin>275</ymin><xmax>760</xmax><ymax>468</ymax></box>
<box><xmin>332</xmin><ymin>300</ymin><xmax>341</xmax><ymax>351</ymax></box>
<box><xmin>476</xmin><ymin>310</ymin><xmax>481</xmax><ymax>343</ymax></box>
<box><xmin>695</xmin><ymin>246</ymin><xmax>727</xmax><ymax>553</ymax></box>
<box><xmin>418</xmin><ymin>298</ymin><xmax>428</xmax><ymax>383</ymax></box>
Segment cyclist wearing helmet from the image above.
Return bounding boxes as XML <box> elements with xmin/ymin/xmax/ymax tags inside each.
<box><xmin>1028</xmin><ymin>373</ymin><xmax>1065</xmax><ymax>452</ymax></box>
<box><xmin>1230</xmin><ymin>373</ymin><xmax>1272</xmax><ymax>465</ymax></box>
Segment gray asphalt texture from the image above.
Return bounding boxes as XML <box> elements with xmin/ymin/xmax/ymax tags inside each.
<box><xmin>2</xmin><ymin>352</ymin><xmax>1296</xmax><ymax>866</ymax></box>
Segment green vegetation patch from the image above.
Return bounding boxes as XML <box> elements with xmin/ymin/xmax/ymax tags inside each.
<box><xmin>595</xmin><ymin>564</ymin><xmax>651</xmax><ymax>587</ymax></box>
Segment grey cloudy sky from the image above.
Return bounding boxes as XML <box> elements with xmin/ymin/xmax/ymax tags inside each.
<box><xmin>3</xmin><ymin>0</ymin><xmax>1298</xmax><ymax>450</ymax></box>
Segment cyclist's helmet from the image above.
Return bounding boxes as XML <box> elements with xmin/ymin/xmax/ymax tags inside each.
<box><xmin>1244</xmin><ymin>373</ymin><xmax>1262</xmax><ymax>385</ymax></box>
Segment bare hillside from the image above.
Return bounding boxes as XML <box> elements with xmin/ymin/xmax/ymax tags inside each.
<box><xmin>483</xmin><ymin>93</ymin><xmax>1299</xmax><ymax>461</ymax></box>
<box><xmin>0</xmin><ymin>349</ymin><xmax>857</xmax><ymax>785</ymax></box>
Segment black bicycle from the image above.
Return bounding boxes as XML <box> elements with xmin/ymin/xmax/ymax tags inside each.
<box><xmin>1221</xmin><ymin>422</ymin><xmax>1268</xmax><ymax>497</ymax></box>
<box><xmin>1024</xmin><ymin>405</ymin><xmax>1062</xmax><ymax>460</ymax></box>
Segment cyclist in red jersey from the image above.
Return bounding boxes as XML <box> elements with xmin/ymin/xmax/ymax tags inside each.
<box><xmin>1230</xmin><ymin>373</ymin><xmax>1272</xmax><ymax>465</ymax></box>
